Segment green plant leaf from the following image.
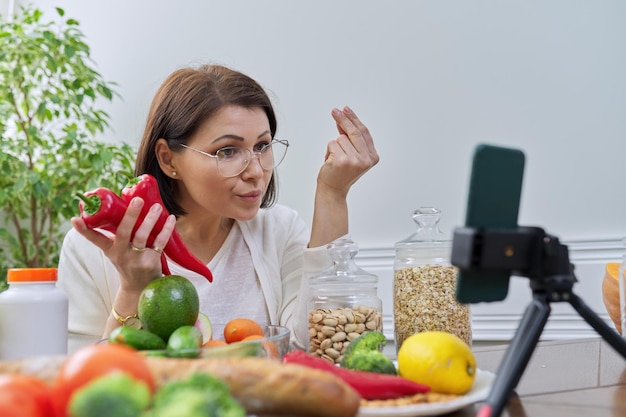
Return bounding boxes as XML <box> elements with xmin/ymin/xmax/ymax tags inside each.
<box><xmin>0</xmin><ymin>4</ymin><xmax>136</xmax><ymax>271</ymax></box>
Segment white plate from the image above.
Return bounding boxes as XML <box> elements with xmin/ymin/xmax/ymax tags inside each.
<box><xmin>357</xmin><ymin>369</ymin><xmax>495</xmax><ymax>417</ymax></box>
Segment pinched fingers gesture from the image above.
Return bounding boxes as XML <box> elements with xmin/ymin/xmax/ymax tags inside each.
<box><xmin>318</xmin><ymin>106</ymin><xmax>379</xmax><ymax>195</ymax></box>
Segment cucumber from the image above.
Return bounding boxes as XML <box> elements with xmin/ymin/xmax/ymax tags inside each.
<box><xmin>140</xmin><ymin>350</ymin><xmax>168</xmax><ymax>357</ymax></box>
<box><xmin>166</xmin><ymin>325</ymin><xmax>203</xmax><ymax>358</ymax></box>
<box><xmin>109</xmin><ymin>326</ymin><xmax>167</xmax><ymax>351</ymax></box>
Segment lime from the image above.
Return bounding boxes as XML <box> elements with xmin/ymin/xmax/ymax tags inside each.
<box><xmin>397</xmin><ymin>331</ymin><xmax>476</xmax><ymax>395</ymax></box>
<box><xmin>166</xmin><ymin>325</ymin><xmax>203</xmax><ymax>358</ymax></box>
<box><xmin>138</xmin><ymin>275</ymin><xmax>199</xmax><ymax>341</ymax></box>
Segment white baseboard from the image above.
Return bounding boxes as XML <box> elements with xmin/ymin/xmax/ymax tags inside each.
<box><xmin>356</xmin><ymin>238</ymin><xmax>623</xmax><ymax>343</ymax></box>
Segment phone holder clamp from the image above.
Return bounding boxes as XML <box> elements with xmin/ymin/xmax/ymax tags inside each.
<box><xmin>451</xmin><ymin>226</ymin><xmax>626</xmax><ymax>417</ymax></box>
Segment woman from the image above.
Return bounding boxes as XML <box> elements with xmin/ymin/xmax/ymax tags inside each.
<box><xmin>57</xmin><ymin>64</ymin><xmax>379</xmax><ymax>353</ymax></box>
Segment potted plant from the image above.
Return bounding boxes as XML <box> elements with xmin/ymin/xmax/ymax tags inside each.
<box><xmin>0</xmin><ymin>5</ymin><xmax>136</xmax><ymax>290</ymax></box>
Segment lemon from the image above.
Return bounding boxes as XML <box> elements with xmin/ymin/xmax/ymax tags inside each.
<box><xmin>397</xmin><ymin>331</ymin><xmax>476</xmax><ymax>395</ymax></box>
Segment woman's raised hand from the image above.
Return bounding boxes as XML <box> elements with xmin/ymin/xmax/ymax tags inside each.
<box><xmin>319</xmin><ymin>106</ymin><xmax>379</xmax><ymax>196</ymax></box>
<box><xmin>308</xmin><ymin>106</ymin><xmax>379</xmax><ymax>248</ymax></box>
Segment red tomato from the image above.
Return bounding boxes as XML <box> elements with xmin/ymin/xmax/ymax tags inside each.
<box><xmin>0</xmin><ymin>388</ymin><xmax>42</xmax><ymax>417</ymax></box>
<box><xmin>0</xmin><ymin>374</ymin><xmax>53</xmax><ymax>417</ymax></box>
<box><xmin>52</xmin><ymin>343</ymin><xmax>154</xmax><ymax>417</ymax></box>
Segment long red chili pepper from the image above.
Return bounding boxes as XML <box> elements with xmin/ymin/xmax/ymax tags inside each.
<box><xmin>76</xmin><ymin>188</ymin><xmax>128</xmax><ymax>234</ymax></box>
<box><xmin>76</xmin><ymin>188</ymin><xmax>173</xmax><ymax>276</ymax></box>
<box><xmin>282</xmin><ymin>350</ymin><xmax>430</xmax><ymax>400</ymax></box>
<box><xmin>76</xmin><ymin>179</ymin><xmax>212</xmax><ymax>283</ymax></box>
<box><xmin>121</xmin><ymin>174</ymin><xmax>213</xmax><ymax>283</ymax></box>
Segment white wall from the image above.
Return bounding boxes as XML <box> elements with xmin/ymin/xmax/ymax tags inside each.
<box><xmin>25</xmin><ymin>0</ymin><xmax>626</xmax><ymax>340</ymax></box>
<box><xmin>0</xmin><ymin>0</ymin><xmax>13</xmax><ymax>18</ymax></box>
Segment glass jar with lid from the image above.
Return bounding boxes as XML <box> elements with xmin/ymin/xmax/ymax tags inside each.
<box><xmin>393</xmin><ymin>207</ymin><xmax>472</xmax><ymax>351</ymax></box>
<box><xmin>306</xmin><ymin>238</ymin><xmax>383</xmax><ymax>364</ymax></box>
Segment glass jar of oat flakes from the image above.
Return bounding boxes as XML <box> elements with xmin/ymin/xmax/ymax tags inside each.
<box><xmin>393</xmin><ymin>207</ymin><xmax>472</xmax><ymax>351</ymax></box>
<box><xmin>306</xmin><ymin>238</ymin><xmax>383</xmax><ymax>364</ymax></box>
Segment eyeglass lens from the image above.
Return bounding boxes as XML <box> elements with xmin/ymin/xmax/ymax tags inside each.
<box><xmin>218</xmin><ymin>141</ymin><xmax>287</xmax><ymax>177</ymax></box>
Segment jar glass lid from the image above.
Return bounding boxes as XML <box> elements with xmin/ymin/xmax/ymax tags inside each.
<box><xmin>311</xmin><ymin>238</ymin><xmax>377</xmax><ymax>283</ymax></box>
<box><xmin>397</xmin><ymin>207</ymin><xmax>449</xmax><ymax>244</ymax></box>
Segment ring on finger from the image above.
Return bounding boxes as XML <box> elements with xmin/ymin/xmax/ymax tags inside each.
<box><xmin>130</xmin><ymin>243</ymin><xmax>146</xmax><ymax>252</ymax></box>
<box><xmin>151</xmin><ymin>245</ymin><xmax>163</xmax><ymax>254</ymax></box>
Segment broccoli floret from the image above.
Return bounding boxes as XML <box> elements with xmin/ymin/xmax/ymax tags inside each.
<box><xmin>145</xmin><ymin>389</ymin><xmax>244</xmax><ymax>417</ymax></box>
<box><xmin>345</xmin><ymin>330</ymin><xmax>387</xmax><ymax>353</ymax></box>
<box><xmin>152</xmin><ymin>373</ymin><xmax>229</xmax><ymax>407</ymax></box>
<box><xmin>148</xmin><ymin>373</ymin><xmax>245</xmax><ymax>417</ymax></box>
<box><xmin>342</xmin><ymin>349</ymin><xmax>398</xmax><ymax>375</ymax></box>
<box><xmin>340</xmin><ymin>331</ymin><xmax>397</xmax><ymax>375</ymax></box>
<box><xmin>68</xmin><ymin>372</ymin><xmax>151</xmax><ymax>417</ymax></box>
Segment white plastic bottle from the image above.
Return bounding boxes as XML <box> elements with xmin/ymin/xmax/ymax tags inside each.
<box><xmin>0</xmin><ymin>268</ymin><xmax>68</xmax><ymax>360</ymax></box>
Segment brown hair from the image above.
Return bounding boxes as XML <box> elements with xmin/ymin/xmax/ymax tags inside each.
<box><xmin>135</xmin><ymin>64</ymin><xmax>279</xmax><ymax>216</ymax></box>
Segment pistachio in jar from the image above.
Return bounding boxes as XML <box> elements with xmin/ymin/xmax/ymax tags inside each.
<box><xmin>308</xmin><ymin>305</ymin><xmax>382</xmax><ymax>364</ymax></box>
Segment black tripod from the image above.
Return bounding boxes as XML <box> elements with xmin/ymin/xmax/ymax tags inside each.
<box><xmin>451</xmin><ymin>227</ymin><xmax>626</xmax><ymax>417</ymax></box>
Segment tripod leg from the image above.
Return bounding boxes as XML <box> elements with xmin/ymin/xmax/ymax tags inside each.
<box><xmin>568</xmin><ymin>293</ymin><xmax>626</xmax><ymax>360</ymax></box>
<box><xmin>477</xmin><ymin>295</ymin><xmax>550</xmax><ymax>417</ymax></box>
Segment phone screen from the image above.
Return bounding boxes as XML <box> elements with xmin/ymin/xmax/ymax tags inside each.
<box><xmin>455</xmin><ymin>144</ymin><xmax>525</xmax><ymax>303</ymax></box>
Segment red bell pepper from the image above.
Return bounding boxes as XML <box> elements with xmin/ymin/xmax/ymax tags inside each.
<box><xmin>121</xmin><ymin>174</ymin><xmax>213</xmax><ymax>283</ymax></box>
<box><xmin>282</xmin><ymin>350</ymin><xmax>430</xmax><ymax>400</ymax></box>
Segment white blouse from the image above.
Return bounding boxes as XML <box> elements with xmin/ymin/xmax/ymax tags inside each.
<box><xmin>168</xmin><ymin>223</ymin><xmax>271</xmax><ymax>329</ymax></box>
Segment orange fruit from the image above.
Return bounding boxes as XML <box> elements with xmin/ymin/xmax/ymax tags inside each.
<box><xmin>223</xmin><ymin>318</ymin><xmax>264</xmax><ymax>343</ymax></box>
<box><xmin>241</xmin><ymin>334</ymin><xmax>264</xmax><ymax>342</ymax></box>
<box><xmin>239</xmin><ymin>334</ymin><xmax>280</xmax><ymax>359</ymax></box>
<box><xmin>262</xmin><ymin>340</ymin><xmax>280</xmax><ymax>360</ymax></box>
<box><xmin>202</xmin><ymin>339</ymin><xmax>227</xmax><ymax>348</ymax></box>
<box><xmin>602</xmin><ymin>262</ymin><xmax>622</xmax><ymax>334</ymax></box>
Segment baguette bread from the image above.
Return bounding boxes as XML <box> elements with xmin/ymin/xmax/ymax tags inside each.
<box><xmin>147</xmin><ymin>356</ymin><xmax>360</xmax><ymax>417</ymax></box>
<box><xmin>0</xmin><ymin>355</ymin><xmax>360</xmax><ymax>417</ymax></box>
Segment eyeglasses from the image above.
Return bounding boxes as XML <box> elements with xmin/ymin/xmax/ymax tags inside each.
<box><xmin>179</xmin><ymin>139</ymin><xmax>289</xmax><ymax>178</ymax></box>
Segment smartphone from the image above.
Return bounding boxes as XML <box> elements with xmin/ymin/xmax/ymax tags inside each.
<box><xmin>455</xmin><ymin>144</ymin><xmax>525</xmax><ymax>303</ymax></box>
